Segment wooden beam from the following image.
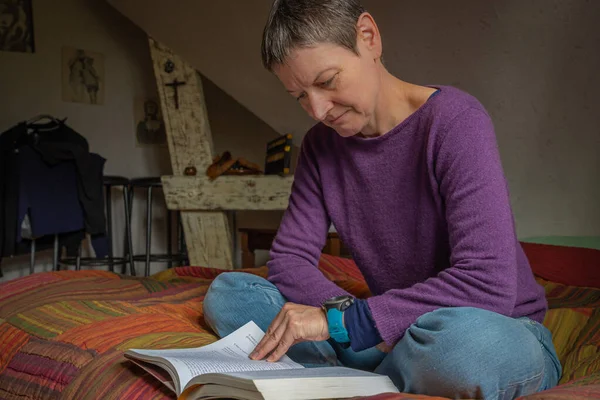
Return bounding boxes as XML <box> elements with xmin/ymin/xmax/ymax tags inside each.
<box><xmin>162</xmin><ymin>175</ymin><xmax>294</xmax><ymax>211</ymax></box>
<box><xmin>149</xmin><ymin>37</ymin><xmax>233</xmax><ymax>270</ymax></box>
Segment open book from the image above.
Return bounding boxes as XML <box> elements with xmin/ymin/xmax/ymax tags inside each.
<box><xmin>124</xmin><ymin>321</ymin><xmax>399</xmax><ymax>400</ymax></box>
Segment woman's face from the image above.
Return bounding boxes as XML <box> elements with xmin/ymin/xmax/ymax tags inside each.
<box><xmin>274</xmin><ymin>39</ymin><xmax>382</xmax><ymax>138</ymax></box>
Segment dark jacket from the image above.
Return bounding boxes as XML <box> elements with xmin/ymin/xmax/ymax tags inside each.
<box><xmin>0</xmin><ymin>120</ymin><xmax>106</xmax><ymax>259</ymax></box>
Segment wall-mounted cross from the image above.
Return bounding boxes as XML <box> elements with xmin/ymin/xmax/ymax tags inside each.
<box><xmin>165</xmin><ymin>78</ymin><xmax>186</xmax><ymax>109</ymax></box>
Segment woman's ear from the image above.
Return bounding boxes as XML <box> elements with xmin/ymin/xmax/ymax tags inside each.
<box><xmin>356</xmin><ymin>12</ymin><xmax>383</xmax><ymax>59</ymax></box>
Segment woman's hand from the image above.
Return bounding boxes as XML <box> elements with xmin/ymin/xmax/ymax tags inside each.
<box><xmin>250</xmin><ymin>303</ymin><xmax>329</xmax><ymax>362</ymax></box>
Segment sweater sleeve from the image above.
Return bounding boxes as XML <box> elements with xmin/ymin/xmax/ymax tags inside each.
<box><xmin>267</xmin><ymin>132</ymin><xmax>352</xmax><ymax>306</ymax></box>
<box><xmin>366</xmin><ymin>106</ymin><xmax>519</xmax><ymax>346</ymax></box>
<box><xmin>344</xmin><ymin>299</ymin><xmax>383</xmax><ymax>351</ymax></box>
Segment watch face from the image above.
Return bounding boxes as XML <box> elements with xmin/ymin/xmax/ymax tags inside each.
<box><xmin>324</xmin><ymin>295</ymin><xmax>354</xmax><ymax>310</ymax></box>
<box><xmin>324</xmin><ymin>295</ymin><xmax>349</xmax><ymax>304</ymax></box>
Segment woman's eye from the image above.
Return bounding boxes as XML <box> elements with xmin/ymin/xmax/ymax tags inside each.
<box><xmin>296</xmin><ymin>93</ymin><xmax>306</xmax><ymax>101</ymax></box>
<box><xmin>320</xmin><ymin>74</ymin><xmax>337</xmax><ymax>88</ymax></box>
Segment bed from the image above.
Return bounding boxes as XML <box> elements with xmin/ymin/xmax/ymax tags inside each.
<box><xmin>0</xmin><ymin>241</ymin><xmax>599</xmax><ymax>399</ymax></box>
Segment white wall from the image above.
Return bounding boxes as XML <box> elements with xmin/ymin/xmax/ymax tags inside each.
<box><xmin>0</xmin><ymin>0</ymin><xmax>283</xmax><ymax>281</ymax></box>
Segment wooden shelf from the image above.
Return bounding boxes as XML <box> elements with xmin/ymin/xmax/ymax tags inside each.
<box><xmin>161</xmin><ymin>175</ymin><xmax>294</xmax><ymax>211</ymax></box>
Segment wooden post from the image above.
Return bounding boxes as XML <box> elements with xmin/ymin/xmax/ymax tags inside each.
<box><xmin>148</xmin><ymin>37</ymin><xmax>233</xmax><ymax>269</ymax></box>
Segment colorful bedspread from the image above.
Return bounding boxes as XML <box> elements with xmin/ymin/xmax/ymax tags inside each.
<box><xmin>0</xmin><ymin>253</ymin><xmax>599</xmax><ymax>399</ymax></box>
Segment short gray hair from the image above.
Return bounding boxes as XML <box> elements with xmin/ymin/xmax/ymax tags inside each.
<box><xmin>261</xmin><ymin>0</ymin><xmax>366</xmax><ymax>71</ymax></box>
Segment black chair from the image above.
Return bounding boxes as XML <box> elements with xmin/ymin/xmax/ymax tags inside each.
<box><xmin>59</xmin><ymin>176</ymin><xmax>135</xmax><ymax>274</ymax></box>
<box><xmin>128</xmin><ymin>177</ymin><xmax>188</xmax><ymax>277</ymax></box>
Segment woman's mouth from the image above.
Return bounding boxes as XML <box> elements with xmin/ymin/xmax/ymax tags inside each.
<box><xmin>330</xmin><ymin>110</ymin><xmax>348</xmax><ymax>124</ymax></box>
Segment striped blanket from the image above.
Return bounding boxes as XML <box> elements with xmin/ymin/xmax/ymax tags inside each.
<box><xmin>0</xmin><ymin>253</ymin><xmax>598</xmax><ymax>399</ymax></box>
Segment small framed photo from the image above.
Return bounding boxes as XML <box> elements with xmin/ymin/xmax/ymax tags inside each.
<box><xmin>135</xmin><ymin>97</ymin><xmax>167</xmax><ymax>147</ymax></box>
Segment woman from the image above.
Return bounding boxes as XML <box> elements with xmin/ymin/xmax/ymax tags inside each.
<box><xmin>203</xmin><ymin>1</ymin><xmax>562</xmax><ymax>398</ymax></box>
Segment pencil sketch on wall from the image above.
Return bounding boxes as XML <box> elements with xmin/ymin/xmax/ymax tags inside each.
<box><xmin>0</xmin><ymin>0</ymin><xmax>35</xmax><ymax>53</ymax></box>
<box><xmin>62</xmin><ymin>47</ymin><xmax>105</xmax><ymax>105</ymax></box>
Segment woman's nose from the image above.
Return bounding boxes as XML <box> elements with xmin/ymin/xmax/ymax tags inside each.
<box><xmin>306</xmin><ymin>93</ymin><xmax>333</xmax><ymax>122</ymax></box>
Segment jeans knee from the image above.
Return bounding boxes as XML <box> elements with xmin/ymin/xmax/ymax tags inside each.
<box><xmin>208</xmin><ymin>271</ymin><xmax>256</xmax><ymax>292</ymax></box>
<box><xmin>203</xmin><ymin>272</ymin><xmax>284</xmax><ymax>337</ymax></box>
<box><xmin>389</xmin><ymin>307</ymin><xmax>545</xmax><ymax>399</ymax></box>
<box><xmin>410</xmin><ymin>307</ymin><xmax>540</xmax><ymax>368</ymax></box>
<box><xmin>404</xmin><ymin>308</ymin><xmax>500</xmax><ymax>375</ymax></box>
<box><xmin>203</xmin><ymin>273</ymin><xmax>261</xmax><ymax>324</ymax></box>
<box><xmin>204</xmin><ymin>273</ymin><xmax>239</xmax><ymax>317</ymax></box>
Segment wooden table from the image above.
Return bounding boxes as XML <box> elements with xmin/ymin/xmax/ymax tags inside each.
<box><xmin>239</xmin><ymin>228</ymin><xmax>343</xmax><ymax>268</ymax></box>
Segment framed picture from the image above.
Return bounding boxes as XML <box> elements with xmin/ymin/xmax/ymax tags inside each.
<box><xmin>134</xmin><ymin>97</ymin><xmax>167</xmax><ymax>147</ymax></box>
<box><xmin>0</xmin><ymin>0</ymin><xmax>35</xmax><ymax>53</ymax></box>
<box><xmin>61</xmin><ymin>46</ymin><xmax>105</xmax><ymax>105</ymax></box>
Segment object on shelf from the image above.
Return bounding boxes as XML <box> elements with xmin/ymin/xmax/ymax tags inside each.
<box><xmin>206</xmin><ymin>151</ymin><xmax>263</xmax><ymax>180</ymax></box>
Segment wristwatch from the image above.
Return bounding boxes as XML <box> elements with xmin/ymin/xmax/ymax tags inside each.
<box><xmin>322</xmin><ymin>295</ymin><xmax>355</xmax><ymax>343</ymax></box>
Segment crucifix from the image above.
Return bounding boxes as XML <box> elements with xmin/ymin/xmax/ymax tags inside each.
<box><xmin>165</xmin><ymin>78</ymin><xmax>186</xmax><ymax>109</ymax></box>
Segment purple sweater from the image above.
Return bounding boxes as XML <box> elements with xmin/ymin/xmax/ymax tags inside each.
<box><xmin>267</xmin><ymin>86</ymin><xmax>548</xmax><ymax>346</ymax></box>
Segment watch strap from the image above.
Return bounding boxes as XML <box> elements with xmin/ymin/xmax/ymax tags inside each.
<box><xmin>326</xmin><ymin>308</ymin><xmax>350</xmax><ymax>343</ymax></box>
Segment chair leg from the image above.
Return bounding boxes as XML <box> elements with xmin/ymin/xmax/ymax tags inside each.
<box><xmin>167</xmin><ymin>210</ymin><xmax>172</xmax><ymax>269</ymax></box>
<box><xmin>105</xmin><ymin>184</ymin><xmax>114</xmax><ymax>273</ymax></box>
<box><xmin>240</xmin><ymin>232</ymin><xmax>255</xmax><ymax>268</ymax></box>
<box><xmin>30</xmin><ymin>239</ymin><xmax>36</xmax><ymax>275</ymax></box>
<box><xmin>53</xmin><ymin>234</ymin><xmax>59</xmax><ymax>271</ymax></box>
<box><xmin>122</xmin><ymin>185</ymin><xmax>135</xmax><ymax>274</ymax></box>
<box><xmin>76</xmin><ymin>242</ymin><xmax>82</xmax><ymax>271</ymax></box>
<box><xmin>145</xmin><ymin>186</ymin><xmax>153</xmax><ymax>277</ymax></box>
<box><xmin>123</xmin><ymin>186</ymin><xmax>135</xmax><ymax>276</ymax></box>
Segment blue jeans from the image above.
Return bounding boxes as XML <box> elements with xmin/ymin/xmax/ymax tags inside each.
<box><xmin>203</xmin><ymin>272</ymin><xmax>562</xmax><ymax>400</ymax></box>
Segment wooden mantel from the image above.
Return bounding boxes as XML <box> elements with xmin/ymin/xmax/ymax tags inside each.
<box><xmin>162</xmin><ymin>175</ymin><xmax>294</xmax><ymax>211</ymax></box>
<box><xmin>149</xmin><ymin>37</ymin><xmax>294</xmax><ymax>269</ymax></box>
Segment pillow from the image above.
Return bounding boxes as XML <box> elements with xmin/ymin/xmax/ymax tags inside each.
<box><xmin>317</xmin><ymin>254</ymin><xmax>371</xmax><ymax>298</ymax></box>
<box><xmin>317</xmin><ymin>242</ymin><xmax>600</xmax><ymax>293</ymax></box>
<box><xmin>520</xmin><ymin>242</ymin><xmax>600</xmax><ymax>289</ymax></box>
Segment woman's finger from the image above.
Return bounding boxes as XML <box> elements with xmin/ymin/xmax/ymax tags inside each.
<box><xmin>251</xmin><ymin>314</ymin><xmax>289</xmax><ymax>360</ymax></box>
<box><xmin>266</xmin><ymin>330</ymin><xmax>297</xmax><ymax>362</ymax></box>
<box><xmin>251</xmin><ymin>307</ymin><xmax>287</xmax><ymax>358</ymax></box>
<box><xmin>252</xmin><ymin>303</ymin><xmax>297</xmax><ymax>359</ymax></box>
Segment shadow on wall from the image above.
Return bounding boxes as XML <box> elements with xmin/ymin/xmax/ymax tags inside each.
<box><xmin>366</xmin><ymin>0</ymin><xmax>600</xmax><ymax>237</ymax></box>
<box><xmin>485</xmin><ymin>0</ymin><xmax>600</xmax><ymax>235</ymax></box>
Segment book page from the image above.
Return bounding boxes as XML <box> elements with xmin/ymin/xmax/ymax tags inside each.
<box><xmin>216</xmin><ymin>366</ymin><xmax>382</xmax><ymax>380</ymax></box>
<box><xmin>129</xmin><ymin>321</ymin><xmax>302</xmax><ymax>393</ymax></box>
<box><xmin>170</xmin><ymin>354</ymin><xmax>302</xmax><ymax>391</ymax></box>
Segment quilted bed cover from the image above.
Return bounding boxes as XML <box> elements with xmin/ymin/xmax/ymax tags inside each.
<box><xmin>0</xmin><ymin>246</ymin><xmax>599</xmax><ymax>400</ymax></box>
